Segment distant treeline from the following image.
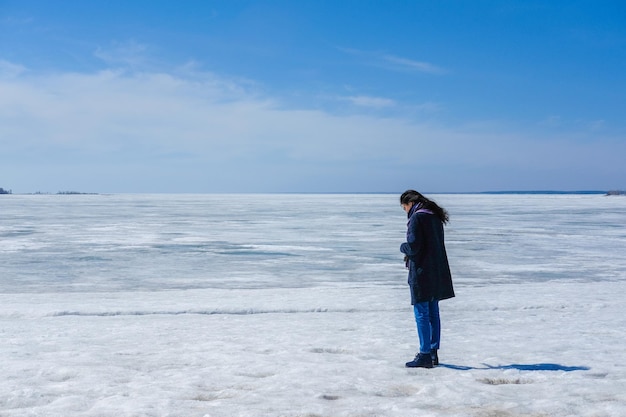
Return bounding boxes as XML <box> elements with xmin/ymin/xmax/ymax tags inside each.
<box><xmin>0</xmin><ymin>188</ymin><xmax>98</xmax><ymax>195</ymax></box>
<box><xmin>34</xmin><ymin>191</ymin><xmax>98</xmax><ymax>195</ymax></box>
<box><xmin>606</xmin><ymin>190</ymin><xmax>626</xmax><ymax>196</ymax></box>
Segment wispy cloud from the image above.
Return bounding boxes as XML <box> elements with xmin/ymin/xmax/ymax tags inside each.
<box><xmin>340</xmin><ymin>95</ymin><xmax>396</xmax><ymax>108</ymax></box>
<box><xmin>380</xmin><ymin>54</ymin><xmax>446</xmax><ymax>74</ymax></box>
<box><xmin>588</xmin><ymin>120</ymin><xmax>606</xmax><ymax>131</ymax></box>
<box><xmin>1</xmin><ymin>15</ymin><xmax>35</xmax><ymax>26</ymax></box>
<box><xmin>540</xmin><ymin>116</ymin><xmax>609</xmax><ymax>133</ymax></box>
<box><xmin>339</xmin><ymin>47</ymin><xmax>446</xmax><ymax>74</ymax></box>
<box><xmin>94</xmin><ymin>40</ymin><xmax>151</xmax><ymax>68</ymax></box>
<box><xmin>539</xmin><ymin>115</ymin><xmax>562</xmax><ymax>128</ymax></box>
<box><xmin>0</xmin><ymin>60</ymin><xmax>27</xmax><ymax>78</ymax></box>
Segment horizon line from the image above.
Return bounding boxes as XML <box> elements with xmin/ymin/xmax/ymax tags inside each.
<box><xmin>2</xmin><ymin>190</ymin><xmax>615</xmax><ymax>196</ymax></box>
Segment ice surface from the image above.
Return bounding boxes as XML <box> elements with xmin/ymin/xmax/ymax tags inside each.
<box><xmin>1</xmin><ymin>194</ymin><xmax>625</xmax><ymax>416</ymax></box>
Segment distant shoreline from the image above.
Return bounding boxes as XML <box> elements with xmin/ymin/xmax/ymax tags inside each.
<box><xmin>466</xmin><ymin>190</ymin><xmax>608</xmax><ymax>195</ymax></box>
<box><xmin>277</xmin><ymin>190</ymin><xmax>611</xmax><ymax>195</ymax></box>
<box><xmin>1</xmin><ymin>190</ymin><xmax>620</xmax><ymax>196</ymax></box>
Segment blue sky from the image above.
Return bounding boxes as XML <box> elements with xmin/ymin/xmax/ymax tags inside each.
<box><xmin>1</xmin><ymin>0</ymin><xmax>625</xmax><ymax>193</ymax></box>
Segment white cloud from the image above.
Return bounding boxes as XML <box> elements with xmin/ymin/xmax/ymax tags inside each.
<box><xmin>381</xmin><ymin>54</ymin><xmax>446</xmax><ymax>74</ymax></box>
<box><xmin>411</xmin><ymin>102</ymin><xmax>443</xmax><ymax>113</ymax></box>
<box><xmin>0</xmin><ymin>66</ymin><xmax>413</xmax><ymax>161</ymax></box>
<box><xmin>0</xmin><ymin>60</ymin><xmax>27</xmax><ymax>78</ymax></box>
<box><xmin>540</xmin><ymin>115</ymin><xmax>562</xmax><ymax>127</ymax></box>
<box><xmin>94</xmin><ymin>40</ymin><xmax>151</xmax><ymax>68</ymax></box>
<box><xmin>587</xmin><ymin>119</ymin><xmax>606</xmax><ymax>131</ymax></box>
<box><xmin>1</xmin><ymin>15</ymin><xmax>34</xmax><ymax>26</ymax></box>
<box><xmin>338</xmin><ymin>47</ymin><xmax>446</xmax><ymax>75</ymax></box>
<box><xmin>341</xmin><ymin>95</ymin><xmax>396</xmax><ymax>108</ymax></box>
<box><xmin>1</xmin><ymin>62</ymin><xmax>624</xmax><ymax>192</ymax></box>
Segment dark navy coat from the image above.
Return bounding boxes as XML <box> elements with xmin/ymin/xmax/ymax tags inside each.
<box><xmin>400</xmin><ymin>205</ymin><xmax>455</xmax><ymax>304</ymax></box>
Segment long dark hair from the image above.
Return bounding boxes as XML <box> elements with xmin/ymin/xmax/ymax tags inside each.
<box><xmin>400</xmin><ymin>190</ymin><xmax>449</xmax><ymax>224</ymax></box>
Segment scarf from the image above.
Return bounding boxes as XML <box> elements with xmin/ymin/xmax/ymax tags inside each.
<box><xmin>408</xmin><ymin>202</ymin><xmax>434</xmax><ymax>218</ymax></box>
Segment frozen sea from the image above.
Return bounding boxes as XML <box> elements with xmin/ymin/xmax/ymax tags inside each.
<box><xmin>1</xmin><ymin>193</ymin><xmax>625</xmax><ymax>417</ymax></box>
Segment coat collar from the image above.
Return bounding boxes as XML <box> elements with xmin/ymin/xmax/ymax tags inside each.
<box><xmin>408</xmin><ymin>203</ymin><xmax>434</xmax><ymax>218</ymax></box>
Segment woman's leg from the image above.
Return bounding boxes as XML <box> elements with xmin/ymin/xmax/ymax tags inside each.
<box><xmin>429</xmin><ymin>300</ymin><xmax>441</xmax><ymax>351</ymax></box>
<box><xmin>413</xmin><ymin>302</ymin><xmax>432</xmax><ymax>354</ymax></box>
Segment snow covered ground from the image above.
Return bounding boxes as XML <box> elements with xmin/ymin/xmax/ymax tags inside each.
<box><xmin>1</xmin><ymin>194</ymin><xmax>625</xmax><ymax>416</ymax></box>
<box><xmin>2</xmin><ymin>282</ymin><xmax>625</xmax><ymax>417</ymax></box>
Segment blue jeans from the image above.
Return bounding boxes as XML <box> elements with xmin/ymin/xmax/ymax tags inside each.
<box><xmin>413</xmin><ymin>300</ymin><xmax>441</xmax><ymax>354</ymax></box>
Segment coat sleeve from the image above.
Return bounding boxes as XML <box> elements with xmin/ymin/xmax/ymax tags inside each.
<box><xmin>400</xmin><ymin>214</ymin><xmax>423</xmax><ymax>258</ymax></box>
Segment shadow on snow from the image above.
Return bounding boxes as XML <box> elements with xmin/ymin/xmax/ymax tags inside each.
<box><xmin>439</xmin><ymin>363</ymin><xmax>590</xmax><ymax>372</ymax></box>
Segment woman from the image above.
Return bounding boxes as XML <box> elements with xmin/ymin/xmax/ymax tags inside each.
<box><xmin>400</xmin><ymin>190</ymin><xmax>455</xmax><ymax>368</ymax></box>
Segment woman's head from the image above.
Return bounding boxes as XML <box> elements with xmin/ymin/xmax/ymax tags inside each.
<box><xmin>400</xmin><ymin>190</ymin><xmax>424</xmax><ymax>206</ymax></box>
<box><xmin>400</xmin><ymin>189</ymin><xmax>450</xmax><ymax>224</ymax></box>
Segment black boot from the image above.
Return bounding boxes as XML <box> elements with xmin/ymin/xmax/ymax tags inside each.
<box><xmin>431</xmin><ymin>350</ymin><xmax>439</xmax><ymax>366</ymax></box>
<box><xmin>405</xmin><ymin>353</ymin><xmax>434</xmax><ymax>368</ymax></box>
